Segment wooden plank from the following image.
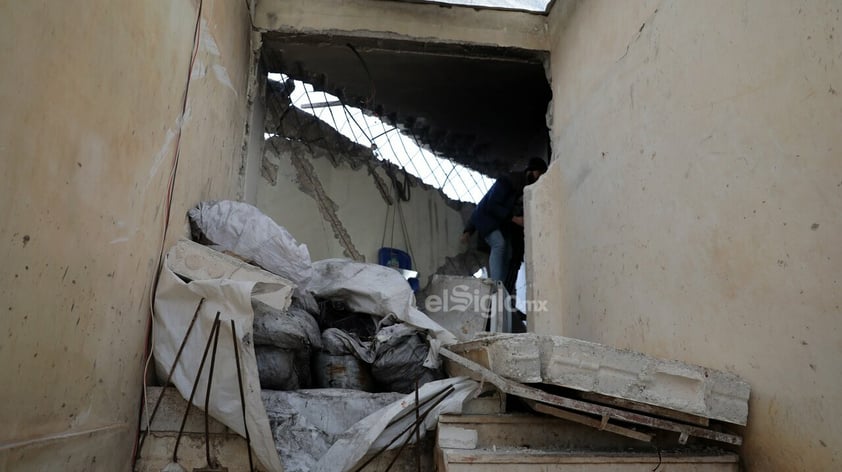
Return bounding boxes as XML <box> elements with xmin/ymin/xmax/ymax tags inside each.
<box><xmin>579</xmin><ymin>392</ymin><xmax>710</xmax><ymax>427</ymax></box>
<box><xmin>523</xmin><ymin>400</ymin><xmax>652</xmax><ymax>443</ymax></box>
<box><xmin>439</xmin><ymin>414</ymin><xmax>574</xmax><ymax>425</ymax></box>
<box><xmin>440</xmin><ymin>348</ymin><xmax>743</xmax><ymax>446</ymax></box>
<box><xmin>441</xmin><ymin>449</ymin><xmax>740</xmax><ymax>464</ymax></box>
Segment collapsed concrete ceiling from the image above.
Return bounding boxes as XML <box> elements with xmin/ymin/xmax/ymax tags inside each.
<box><xmin>262</xmin><ymin>33</ymin><xmax>551</xmax><ymax>178</ymax></box>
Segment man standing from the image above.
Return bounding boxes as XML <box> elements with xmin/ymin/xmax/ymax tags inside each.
<box><xmin>462</xmin><ymin>157</ymin><xmax>548</xmax><ymax>283</ymax></box>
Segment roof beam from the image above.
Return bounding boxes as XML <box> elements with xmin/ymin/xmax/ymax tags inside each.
<box><xmin>253</xmin><ymin>0</ymin><xmax>549</xmax><ymax>51</ymax></box>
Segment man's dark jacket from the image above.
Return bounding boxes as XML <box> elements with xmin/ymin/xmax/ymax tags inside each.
<box><xmin>468</xmin><ymin>172</ymin><xmax>527</xmax><ymax>238</ymax></box>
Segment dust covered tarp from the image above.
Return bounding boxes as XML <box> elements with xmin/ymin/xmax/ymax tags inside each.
<box><xmin>153</xmin><ymin>239</ymin><xmax>291</xmax><ymax>472</ymax></box>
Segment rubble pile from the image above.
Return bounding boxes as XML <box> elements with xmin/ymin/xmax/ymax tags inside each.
<box><xmin>147</xmin><ymin>200</ymin><xmax>471</xmax><ymax>471</ymax></box>
<box><xmin>148</xmin><ymin>200</ymin><xmax>752</xmax><ymax>472</ymax></box>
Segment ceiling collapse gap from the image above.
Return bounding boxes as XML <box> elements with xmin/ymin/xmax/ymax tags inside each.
<box><xmin>265</xmin><ymin>72</ymin><xmax>494</xmax><ymax>203</ymax></box>
<box><xmin>261</xmin><ymin>33</ymin><xmax>552</xmax><ymax>180</ymax></box>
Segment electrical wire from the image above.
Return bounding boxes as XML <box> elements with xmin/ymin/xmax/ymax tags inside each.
<box><xmin>135</xmin><ymin>0</ymin><xmax>204</xmax><ymax>465</ymax></box>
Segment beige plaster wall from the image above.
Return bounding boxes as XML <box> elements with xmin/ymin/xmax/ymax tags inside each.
<box><xmin>529</xmin><ymin>0</ymin><xmax>842</xmax><ymax>469</ymax></box>
<box><xmin>0</xmin><ymin>0</ymin><xmax>251</xmax><ymax>469</ymax></box>
<box><xmin>257</xmin><ymin>138</ymin><xmax>470</xmax><ymax>284</ymax></box>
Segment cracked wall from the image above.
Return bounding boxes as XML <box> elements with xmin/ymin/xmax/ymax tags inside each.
<box><xmin>257</xmin><ymin>136</ymin><xmax>475</xmax><ymax>284</ymax></box>
<box><xmin>0</xmin><ymin>0</ymin><xmax>252</xmax><ymax>469</ymax></box>
<box><xmin>529</xmin><ymin>0</ymin><xmax>842</xmax><ymax>469</ymax></box>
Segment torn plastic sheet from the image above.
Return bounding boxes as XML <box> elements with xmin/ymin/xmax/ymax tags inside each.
<box><xmin>308</xmin><ymin>260</ymin><xmax>458</xmax><ymax>355</ymax></box>
<box><xmin>153</xmin><ymin>243</ymin><xmax>288</xmax><ymax>472</ymax></box>
<box><xmin>312</xmin><ymin>377</ymin><xmax>479</xmax><ymax>472</ymax></box>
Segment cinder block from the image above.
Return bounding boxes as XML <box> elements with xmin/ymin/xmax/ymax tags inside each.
<box><xmin>438</xmin><ymin>425</ymin><xmax>478</xmax><ymax>450</ymax></box>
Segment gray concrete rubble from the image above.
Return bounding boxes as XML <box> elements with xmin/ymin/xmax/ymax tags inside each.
<box><xmin>260</xmin><ymin>389</ymin><xmax>403</xmax><ymax>472</ymax></box>
<box><xmin>448</xmin><ymin>333</ymin><xmax>750</xmax><ymax>425</ymax></box>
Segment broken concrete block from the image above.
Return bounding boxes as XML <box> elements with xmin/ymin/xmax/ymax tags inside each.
<box><xmin>447</xmin><ymin>334</ymin><xmax>542</xmax><ymax>384</ymax></box>
<box><xmin>448</xmin><ymin>334</ymin><xmax>750</xmax><ymax>425</ymax></box>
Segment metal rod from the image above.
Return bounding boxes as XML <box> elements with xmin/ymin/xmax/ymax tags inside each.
<box><xmin>172</xmin><ymin>311</ymin><xmax>221</xmax><ymax>463</ymax></box>
<box><xmin>383</xmin><ymin>383</ymin><xmax>453</xmax><ymax>428</ymax></box>
<box><xmin>203</xmin><ymin>315</ymin><xmax>223</xmax><ymax>467</ymax></box>
<box><xmin>138</xmin><ymin>298</ymin><xmax>205</xmax><ymax>452</ymax></box>
<box><xmin>415</xmin><ymin>378</ymin><xmax>421</xmax><ymax>472</ymax></box>
<box><xmin>300</xmin><ymin>100</ymin><xmax>343</xmax><ymax>109</ymax></box>
<box><xmin>350</xmin><ymin>385</ymin><xmax>455</xmax><ymax>472</ymax></box>
<box><xmin>231</xmin><ymin>320</ymin><xmax>255</xmax><ymax>472</ymax></box>
<box><xmin>383</xmin><ymin>386</ymin><xmax>456</xmax><ymax>472</ymax></box>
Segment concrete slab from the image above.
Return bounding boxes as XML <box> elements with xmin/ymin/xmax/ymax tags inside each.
<box><xmin>539</xmin><ymin>336</ymin><xmax>750</xmax><ymax>425</ymax></box>
<box><xmin>448</xmin><ymin>334</ymin><xmax>750</xmax><ymax>425</ymax></box>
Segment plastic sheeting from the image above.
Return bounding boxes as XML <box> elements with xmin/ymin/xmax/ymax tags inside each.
<box><xmin>188</xmin><ymin>200</ymin><xmax>314</xmax><ymax>287</ymax></box>
<box><xmin>153</xmin><ymin>241</ymin><xmax>288</xmax><ymax>472</ymax></box>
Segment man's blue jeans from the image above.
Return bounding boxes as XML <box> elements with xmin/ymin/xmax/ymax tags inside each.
<box><xmin>484</xmin><ymin>229</ymin><xmax>511</xmax><ymax>283</ymax></box>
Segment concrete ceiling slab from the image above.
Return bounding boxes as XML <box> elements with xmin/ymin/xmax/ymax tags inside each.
<box><xmin>262</xmin><ymin>33</ymin><xmax>551</xmax><ymax>177</ymax></box>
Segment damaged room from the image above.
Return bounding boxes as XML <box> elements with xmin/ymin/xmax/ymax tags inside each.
<box><xmin>1</xmin><ymin>0</ymin><xmax>840</xmax><ymax>471</ymax></box>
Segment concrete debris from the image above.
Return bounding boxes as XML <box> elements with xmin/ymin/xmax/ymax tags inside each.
<box><xmin>262</xmin><ymin>388</ymin><xmax>404</xmax><ymax>472</ymax></box>
<box><xmin>441</xmin><ymin>347</ymin><xmax>745</xmax><ymax>446</ymax></box>
<box><xmin>447</xmin><ymin>333</ymin><xmax>750</xmax><ymax>426</ymax></box>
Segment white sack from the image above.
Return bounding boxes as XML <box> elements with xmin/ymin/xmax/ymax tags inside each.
<box><xmin>188</xmin><ymin>200</ymin><xmax>313</xmax><ymax>287</ymax></box>
<box><xmin>308</xmin><ymin>260</ymin><xmax>458</xmax><ymax>348</ymax></box>
<box><xmin>154</xmin><ymin>244</ymin><xmax>289</xmax><ymax>472</ymax></box>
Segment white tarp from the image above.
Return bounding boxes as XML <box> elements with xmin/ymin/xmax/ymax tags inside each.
<box><xmin>153</xmin><ymin>241</ymin><xmax>290</xmax><ymax>472</ymax></box>
<box><xmin>308</xmin><ymin>259</ymin><xmax>458</xmax><ymax>350</ymax></box>
<box><xmin>312</xmin><ymin>377</ymin><xmax>479</xmax><ymax>472</ymax></box>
